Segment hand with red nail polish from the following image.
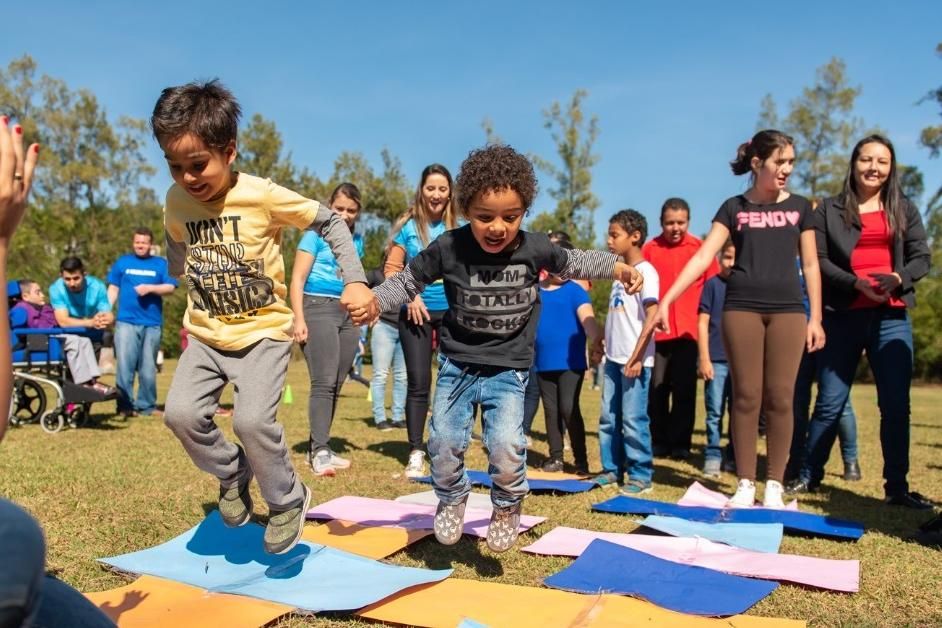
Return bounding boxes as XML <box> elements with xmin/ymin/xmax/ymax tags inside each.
<box><xmin>0</xmin><ymin>117</ymin><xmax>40</xmax><ymax>248</ymax></box>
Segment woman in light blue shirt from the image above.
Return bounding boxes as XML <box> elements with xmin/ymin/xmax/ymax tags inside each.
<box><xmin>290</xmin><ymin>182</ymin><xmax>364</xmax><ymax>477</ymax></box>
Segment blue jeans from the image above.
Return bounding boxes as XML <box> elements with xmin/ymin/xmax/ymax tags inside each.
<box><xmin>428</xmin><ymin>358</ymin><xmax>529</xmax><ymax>508</ymax></box>
<box><xmin>522</xmin><ymin>365</ymin><xmax>540</xmax><ymax>435</ymax></box>
<box><xmin>703</xmin><ymin>361</ymin><xmax>732</xmax><ymax>462</ymax></box>
<box><xmin>598</xmin><ymin>360</ymin><xmax>653</xmax><ymax>484</ymax></box>
<box><xmin>789</xmin><ymin>350</ymin><xmax>858</xmax><ymax>479</ymax></box>
<box><xmin>114</xmin><ymin>321</ymin><xmax>162</xmax><ymax>415</ymax></box>
<box><xmin>369</xmin><ymin>321</ymin><xmax>406</xmax><ymax>425</ymax></box>
<box><xmin>802</xmin><ymin>308</ymin><xmax>913</xmax><ymax>495</ymax></box>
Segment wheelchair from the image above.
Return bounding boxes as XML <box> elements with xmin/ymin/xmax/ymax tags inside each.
<box><xmin>8</xmin><ymin>282</ymin><xmax>116</xmax><ymax>433</ymax></box>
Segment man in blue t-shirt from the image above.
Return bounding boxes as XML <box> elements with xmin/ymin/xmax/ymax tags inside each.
<box><xmin>49</xmin><ymin>257</ymin><xmax>114</xmax><ymax>329</ymax></box>
<box><xmin>107</xmin><ymin>227</ymin><xmax>177</xmax><ymax>417</ymax></box>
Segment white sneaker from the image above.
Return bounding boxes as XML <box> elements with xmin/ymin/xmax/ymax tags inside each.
<box><xmin>328</xmin><ymin>452</ymin><xmax>351</xmax><ymax>469</ymax></box>
<box><xmin>405</xmin><ymin>450</ymin><xmax>427</xmax><ymax>478</ymax></box>
<box><xmin>727</xmin><ymin>479</ymin><xmax>756</xmax><ymax>508</ymax></box>
<box><xmin>310</xmin><ymin>450</ymin><xmax>336</xmax><ymax>477</ymax></box>
<box><xmin>763</xmin><ymin>480</ymin><xmax>785</xmax><ymax>509</ymax></box>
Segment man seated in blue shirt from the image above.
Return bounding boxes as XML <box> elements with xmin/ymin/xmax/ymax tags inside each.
<box><xmin>107</xmin><ymin>227</ymin><xmax>177</xmax><ymax>418</ymax></box>
<box><xmin>49</xmin><ymin>256</ymin><xmax>115</xmax><ymax>330</ymax></box>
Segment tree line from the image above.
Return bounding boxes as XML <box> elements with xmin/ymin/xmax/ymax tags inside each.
<box><xmin>2</xmin><ymin>50</ymin><xmax>941</xmax><ymax>377</ymax></box>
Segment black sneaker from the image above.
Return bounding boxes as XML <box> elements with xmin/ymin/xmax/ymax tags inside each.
<box><xmin>486</xmin><ymin>502</ymin><xmax>522</xmax><ymax>552</ymax></box>
<box><xmin>886</xmin><ymin>491</ymin><xmax>934</xmax><ymax>510</ymax></box>
<box><xmin>391</xmin><ymin>420</ymin><xmax>406</xmax><ymax>429</ymax></box>
<box><xmin>842</xmin><ymin>460</ymin><xmax>862</xmax><ymax>481</ymax></box>
<box><xmin>574</xmin><ymin>462</ymin><xmax>590</xmax><ymax>476</ymax></box>
<box><xmin>670</xmin><ymin>448</ymin><xmax>690</xmax><ymax>461</ymax></box>
<box><xmin>375</xmin><ymin>420</ymin><xmax>394</xmax><ymax>432</ymax></box>
<box><xmin>785</xmin><ymin>478</ymin><xmax>819</xmax><ymax>495</ymax></box>
<box><xmin>541</xmin><ymin>458</ymin><xmax>564</xmax><ymax>473</ymax></box>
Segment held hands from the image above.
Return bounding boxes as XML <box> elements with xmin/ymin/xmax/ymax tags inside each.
<box><xmin>806</xmin><ymin>319</ymin><xmax>826</xmax><ymax>353</ymax></box>
<box><xmin>613</xmin><ymin>262</ymin><xmax>644</xmax><ymax>294</ymax></box>
<box><xmin>340</xmin><ymin>282</ymin><xmax>379</xmax><ymax>326</ymax></box>
<box><xmin>0</xmin><ymin>116</ymin><xmax>40</xmax><ymax>246</ymax></box>
<box><xmin>406</xmin><ymin>294</ymin><xmax>430</xmax><ymax>325</ymax></box>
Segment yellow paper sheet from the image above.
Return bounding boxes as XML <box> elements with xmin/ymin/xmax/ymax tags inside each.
<box><xmin>85</xmin><ymin>575</ymin><xmax>291</xmax><ymax>628</ymax></box>
<box><xmin>358</xmin><ymin>578</ymin><xmax>805</xmax><ymax>628</ymax></box>
<box><xmin>527</xmin><ymin>469</ymin><xmax>592</xmax><ymax>481</ymax></box>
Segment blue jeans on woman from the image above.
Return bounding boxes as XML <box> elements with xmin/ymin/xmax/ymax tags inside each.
<box><xmin>114</xmin><ymin>321</ymin><xmax>162</xmax><ymax>415</ymax></box>
<box><xmin>703</xmin><ymin>361</ymin><xmax>732</xmax><ymax>463</ymax></box>
<box><xmin>428</xmin><ymin>358</ymin><xmax>529</xmax><ymax>509</ymax></box>
<box><xmin>369</xmin><ymin>321</ymin><xmax>406</xmax><ymax>425</ymax></box>
<box><xmin>598</xmin><ymin>360</ymin><xmax>653</xmax><ymax>485</ymax></box>
<box><xmin>801</xmin><ymin>308</ymin><xmax>913</xmax><ymax>496</ymax></box>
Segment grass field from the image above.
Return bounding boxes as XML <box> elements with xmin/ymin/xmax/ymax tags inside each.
<box><xmin>1</xmin><ymin>358</ymin><xmax>940</xmax><ymax>627</ymax></box>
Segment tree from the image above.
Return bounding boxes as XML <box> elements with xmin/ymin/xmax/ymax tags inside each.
<box><xmin>920</xmin><ymin>43</ymin><xmax>942</xmax><ymax>215</ymax></box>
<box><xmin>481</xmin><ymin>117</ymin><xmax>503</xmax><ymax>146</ymax></box>
<box><xmin>529</xmin><ymin>89</ymin><xmax>601</xmax><ymax>247</ymax></box>
<box><xmin>758</xmin><ymin>58</ymin><xmax>862</xmax><ymax>201</ymax></box>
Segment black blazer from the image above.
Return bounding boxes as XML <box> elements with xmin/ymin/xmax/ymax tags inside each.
<box><xmin>814</xmin><ymin>195</ymin><xmax>931</xmax><ymax>311</ymax></box>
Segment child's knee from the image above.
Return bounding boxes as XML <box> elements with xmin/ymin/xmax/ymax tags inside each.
<box><xmin>162</xmin><ymin>398</ymin><xmax>199</xmax><ymax>433</ymax></box>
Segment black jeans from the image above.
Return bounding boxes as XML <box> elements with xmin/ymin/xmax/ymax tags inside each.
<box><xmin>649</xmin><ymin>338</ymin><xmax>698</xmax><ymax>453</ymax></box>
<box><xmin>538</xmin><ymin>369</ymin><xmax>587</xmax><ymax>465</ymax></box>
<box><xmin>399</xmin><ymin>307</ymin><xmax>446</xmax><ymax>451</ymax></box>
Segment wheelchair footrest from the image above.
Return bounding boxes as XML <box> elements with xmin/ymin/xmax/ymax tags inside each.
<box><xmin>63</xmin><ymin>381</ymin><xmax>117</xmax><ymax>404</ymax></box>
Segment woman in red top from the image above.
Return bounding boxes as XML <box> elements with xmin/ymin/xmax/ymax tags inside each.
<box><xmin>792</xmin><ymin>135</ymin><xmax>932</xmax><ymax>508</ymax></box>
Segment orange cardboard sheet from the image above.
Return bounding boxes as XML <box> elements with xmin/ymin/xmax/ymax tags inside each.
<box><xmin>358</xmin><ymin>578</ymin><xmax>805</xmax><ymax>628</ymax></box>
<box><xmin>527</xmin><ymin>469</ymin><xmax>591</xmax><ymax>481</ymax></box>
<box><xmin>84</xmin><ymin>575</ymin><xmax>292</xmax><ymax>628</ymax></box>
<box><xmin>301</xmin><ymin>518</ymin><xmax>432</xmax><ymax>559</ymax></box>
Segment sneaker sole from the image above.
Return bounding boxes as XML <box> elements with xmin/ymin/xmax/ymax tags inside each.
<box><xmin>313</xmin><ymin>466</ymin><xmax>336</xmax><ymax>477</ymax></box>
<box><xmin>330</xmin><ymin>459</ymin><xmax>352</xmax><ymax>470</ymax></box>
<box><xmin>268</xmin><ymin>485</ymin><xmax>313</xmax><ymax>555</ymax></box>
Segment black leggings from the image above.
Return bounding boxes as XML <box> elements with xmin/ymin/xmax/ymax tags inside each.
<box><xmin>538</xmin><ymin>369</ymin><xmax>587</xmax><ymax>465</ymax></box>
<box><xmin>399</xmin><ymin>308</ymin><xmax>446</xmax><ymax>451</ymax></box>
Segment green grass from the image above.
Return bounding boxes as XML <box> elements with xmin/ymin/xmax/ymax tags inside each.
<box><xmin>1</xmin><ymin>359</ymin><xmax>940</xmax><ymax>627</ymax></box>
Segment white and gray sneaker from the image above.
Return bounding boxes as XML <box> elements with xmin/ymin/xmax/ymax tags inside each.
<box><xmin>404</xmin><ymin>450</ymin><xmax>427</xmax><ymax>479</ymax></box>
<box><xmin>309</xmin><ymin>450</ymin><xmax>336</xmax><ymax>477</ymax></box>
<box><xmin>763</xmin><ymin>480</ymin><xmax>785</xmax><ymax>509</ymax></box>
<box><xmin>486</xmin><ymin>502</ymin><xmax>522</xmax><ymax>552</ymax></box>
<box><xmin>434</xmin><ymin>495</ymin><xmax>468</xmax><ymax>545</ymax></box>
<box><xmin>328</xmin><ymin>451</ymin><xmax>351</xmax><ymax>469</ymax></box>
<box><xmin>727</xmin><ymin>478</ymin><xmax>756</xmax><ymax>508</ymax></box>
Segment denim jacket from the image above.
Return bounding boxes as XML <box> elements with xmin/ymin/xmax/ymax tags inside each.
<box><xmin>814</xmin><ymin>195</ymin><xmax>930</xmax><ymax>311</ymax></box>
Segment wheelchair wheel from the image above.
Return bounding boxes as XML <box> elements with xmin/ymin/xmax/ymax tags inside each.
<box><xmin>12</xmin><ymin>380</ymin><xmax>47</xmax><ymax>425</ymax></box>
<box><xmin>40</xmin><ymin>410</ymin><xmax>65</xmax><ymax>434</ymax></box>
<box><xmin>66</xmin><ymin>405</ymin><xmax>89</xmax><ymax>429</ymax></box>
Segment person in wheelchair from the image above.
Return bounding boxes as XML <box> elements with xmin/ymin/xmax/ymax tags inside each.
<box><xmin>10</xmin><ymin>279</ymin><xmax>115</xmax><ymax>396</ymax></box>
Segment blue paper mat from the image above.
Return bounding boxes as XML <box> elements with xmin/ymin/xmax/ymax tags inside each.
<box><xmin>593</xmin><ymin>495</ymin><xmax>864</xmax><ymax>540</ymax></box>
<box><xmin>415</xmin><ymin>470</ymin><xmax>597</xmax><ymax>493</ymax></box>
<box><xmin>544</xmin><ymin>539</ymin><xmax>779</xmax><ymax>616</ymax></box>
<box><xmin>99</xmin><ymin>511</ymin><xmax>451</xmax><ymax>612</ymax></box>
<box><xmin>639</xmin><ymin>515</ymin><xmax>784</xmax><ymax>553</ymax></box>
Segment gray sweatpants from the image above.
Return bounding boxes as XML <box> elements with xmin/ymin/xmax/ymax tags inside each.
<box><xmin>164</xmin><ymin>336</ymin><xmax>305</xmax><ymax>511</ymax></box>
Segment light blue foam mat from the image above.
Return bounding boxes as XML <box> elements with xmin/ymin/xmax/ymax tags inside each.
<box><xmin>414</xmin><ymin>470</ymin><xmax>597</xmax><ymax>493</ymax></box>
<box><xmin>544</xmin><ymin>539</ymin><xmax>779</xmax><ymax>616</ymax></box>
<box><xmin>98</xmin><ymin>511</ymin><xmax>451</xmax><ymax>612</ymax></box>
<box><xmin>592</xmin><ymin>495</ymin><xmax>864</xmax><ymax>540</ymax></box>
<box><xmin>638</xmin><ymin>515</ymin><xmax>784</xmax><ymax>553</ymax></box>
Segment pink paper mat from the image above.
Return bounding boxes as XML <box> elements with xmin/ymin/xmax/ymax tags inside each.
<box><xmin>523</xmin><ymin>526</ymin><xmax>858</xmax><ymax>592</ymax></box>
<box><xmin>308</xmin><ymin>496</ymin><xmax>545</xmax><ymax>539</ymax></box>
<box><xmin>678</xmin><ymin>481</ymin><xmax>800</xmax><ymax>511</ymax></box>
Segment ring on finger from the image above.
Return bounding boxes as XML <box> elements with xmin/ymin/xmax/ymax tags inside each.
<box><xmin>13</xmin><ymin>173</ymin><xmax>23</xmax><ymax>181</ymax></box>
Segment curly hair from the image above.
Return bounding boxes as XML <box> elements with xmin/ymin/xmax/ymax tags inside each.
<box><xmin>609</xmin><ymin>209</ymin><xmax>648</xmax><ymax>244</ymax></box>
<box><xmin>455</xmin><ymin>145</ymin><xmax>538</xmax><ymax>216</ymax></box>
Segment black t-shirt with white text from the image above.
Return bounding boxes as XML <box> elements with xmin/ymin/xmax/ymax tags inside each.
<box><xmin>712</xmin><ymin>194</ymin><xmax>814</xmax><ymax>313</ymax></box>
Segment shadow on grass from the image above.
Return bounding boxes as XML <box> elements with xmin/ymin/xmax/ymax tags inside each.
<box><xmin>912</xmin><ymin>423</ymin><xmax>942</xmax><ymax>429</ymax></box>
<box><xmin>402</xmin><ymin>535</ymin><xmax>503</xmax><ymax>577</ymax></box>
<box><xmin>366</xmin><ymin>440</ymin><xmax>413</xmax><ymax>465</ymax></box>
<box><xmin>291</xmin><ymin>437</ymin><xmax>362</xmax><ymax>456</ymax></box>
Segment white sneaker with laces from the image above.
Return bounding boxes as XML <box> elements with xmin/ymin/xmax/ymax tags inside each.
<box><xmin>727</xmin><ymin>478</ymin><xmax>756</xmax><ymax>508</ymax></box>
<box><xmin>763</xmin><ymin>480</ymin><xmax>785</xmax><ymax>509</ymax></box>
<box><xmin>405</xmin><ymin>450</ymin><xmax>427</xmax><ymax>478</ymax></box>
<box><xmin>310</xmin><ymin>450</ymin><xmax>336</xmax><ymax>477</ymax></box>
<box><xmin>328</xmin><ymin>452</ymin><xmax>351</xmax><ymax>469</ymax></box>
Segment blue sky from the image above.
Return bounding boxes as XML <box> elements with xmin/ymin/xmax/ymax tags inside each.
<box><xmin>9</xmin><ymin>1</ymin><xmax>942</xmax><ymax>241</ymax></box>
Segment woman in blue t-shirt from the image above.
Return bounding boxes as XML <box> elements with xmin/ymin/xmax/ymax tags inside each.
<box><xmin>290</xmin><ymin>182</ymin><xmax>365</xmax><ymax>477</ymax></box>
<box><xmin>384</xmin><ymin>164</ymin><xmax>459</xmax><ymax>478</ymax></box>
<box><xmin>534</xmin><ymin>239</ymin><xmax>603</xmax><ymax>475</ymax></box>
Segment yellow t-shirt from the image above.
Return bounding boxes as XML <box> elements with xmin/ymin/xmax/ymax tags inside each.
<box><xmin>164</xmin><ymin>173</ymin><xmax>323</xmax><ymax>351</ymax></box>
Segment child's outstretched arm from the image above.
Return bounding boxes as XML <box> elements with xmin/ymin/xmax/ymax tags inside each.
<box><xmin>349</xmin><ymin>241</ymin><xmax>442</xmax><ymax>325</ymax></box>
<box><xmin>549</xmin><ymin>246</ymin><xmax>643</xmax><ymax>294</ymax></box>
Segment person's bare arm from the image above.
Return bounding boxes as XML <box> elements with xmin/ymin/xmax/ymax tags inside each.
<box><xmin>289</xmin><ymin>249</ymin><xmax>316</xmax><ymax>343</ymax></box>
<box><xmin>697</xmin><ymin>312</ymin><xmax>714</xmax><ymax>380</ymax></box>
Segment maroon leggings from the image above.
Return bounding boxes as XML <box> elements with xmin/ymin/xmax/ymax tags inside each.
<box><xmin>722</xmin><ymin>311</ymin><xmax>806</xmax><ymax>482</ymax></box>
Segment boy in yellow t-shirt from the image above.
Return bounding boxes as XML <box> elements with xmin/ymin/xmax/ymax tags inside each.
<box><xmin>152</xmin><ymin>80</ymin><xmax>370</xmax><ymax>554</ymax></box>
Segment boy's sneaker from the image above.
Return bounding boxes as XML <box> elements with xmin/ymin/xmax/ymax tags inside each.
<box><xmin>702</xmin><ymin>458</ymin><xmax>722</xmax><ymax>479</ymax></box>
<box><xmin>405</xmin><ymin>450</ymin><xmax>427</xmax><ymax>478</ymax></box>
<box><xmin>328</xmin><ymin>452</ymin><xmax>351</xmax><ymax>469</ymax></box>
<box><xmin>593</xmin><ymin>472</ymin><xmax>620</xmax><ymax>487</ymax></box>
<box><xmin>309</xmin><ymin>450</ymin><xmax>336</xmax><ymax>477</ymax></box>
<box><xmin>433</xmin><ymin>495</ymin><xmax>468</xmax><ymax>545</ymax></box>
<box><xmin>763</xmin><ymin>480</ymin><xmax>785</xmax><ymax>509</ymax></box>
<box><xmin>263</xmin><ymin>484</ymin><xmax>312</xmax><ymax>555</ymax></box>
<box><xmin>541</xmin><ymin>458</ymin><xmax>564</xmax><ymax>473</ymax></box>
<box><xmin>486</xmin><ymin>502</ymin><xmax>522</xmax><ymax>552</ymax></box>
<box><xmin>218</xmin><ymin>470</ymin><xmax>254</xmax><ymax>528</ymax></box>
<box><xmin>391</xmin><ymin>420</ymin><xmax>406</xmax><ymax>429</ymax></box>
<box><xmin>727</xmin><ymin>479</ymin><xmax>756</xmax><ymax>508</ymax></box>
<box><xmin>375</xmin><ymin>420</ymin><xmax>394</xmax><ymax>432</ymax></box>
<box><xmin>620</xmin><ymin>479</ymin><xmax>652</xmax><ymax>496</ymax></box>
<box><xmin>574</xmin><ymin>462</ymin><xmax>590</xmax><ymax>476</ymax></box>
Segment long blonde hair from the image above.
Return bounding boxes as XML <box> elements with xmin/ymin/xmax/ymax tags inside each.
<box><xmin>389</xmin><ymin>163</ymin><xmax>458</xmax><ymax>248</ymax></box>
